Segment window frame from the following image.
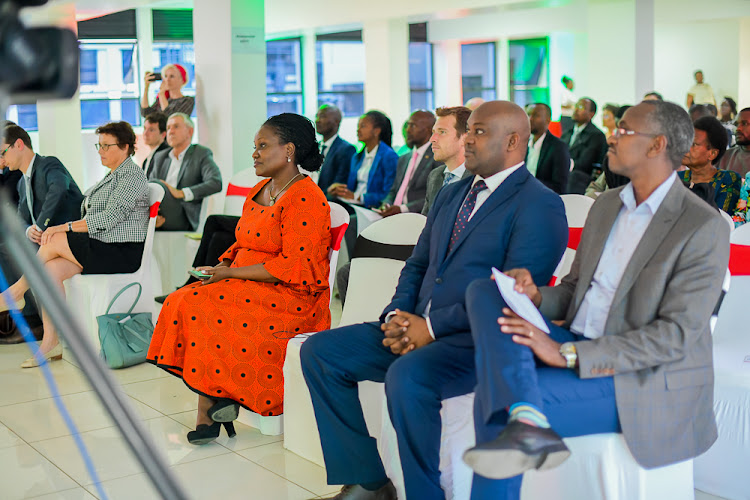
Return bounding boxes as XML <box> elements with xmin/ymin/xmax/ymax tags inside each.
<box><xmin>460</xmin><ymin>41</ymin><xmax>497</xmax><ymax>103</ymax></box>
<box><xmin>266</xmin><ymin>37</ymin><xmax>304</xmax><ymax>118</ymax></box>
<box><xmin>315</xmin><ymin>36</ymin><xmax>366</xmax><ymax>118</ymax></box>
<box><xmin>408</xmin><ymin>41</ymin><xmax>435</xmax><ymax>112</ymax></box>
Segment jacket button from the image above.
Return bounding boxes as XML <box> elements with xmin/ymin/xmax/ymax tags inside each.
<box><xmin>435</xmin><ymin>278</ymin><xmax>443</xmax><ymax>284</ymax></box>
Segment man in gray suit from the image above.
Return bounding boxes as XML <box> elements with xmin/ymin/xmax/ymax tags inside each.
<box><xmin>148</xmin><ymin>113</ymin><xmax>222</xmax><ymax>231</ymax></box>
<box><xmin>459</xmin><ymin>100</ymin><xmax>728</xmax><ymax>499</ymax></box>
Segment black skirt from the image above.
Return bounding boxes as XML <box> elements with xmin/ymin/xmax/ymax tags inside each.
<box><xmin>67</xmin><ymin>232</ymin><xmax>145</xmax><ymax>275</ymax></box>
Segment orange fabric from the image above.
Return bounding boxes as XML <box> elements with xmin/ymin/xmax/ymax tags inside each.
<box><xmin>147</xmin><ymin>177</ymin><xmax>331</xmax><ymax>416</ymax></box>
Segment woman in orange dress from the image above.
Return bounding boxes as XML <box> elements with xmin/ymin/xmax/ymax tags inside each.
<box><xmin>148</xmin><ymin>113</ymin><xmax>330</xmax><ymax>444</ymax></box>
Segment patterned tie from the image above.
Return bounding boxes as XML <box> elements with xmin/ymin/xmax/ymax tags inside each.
<box><xmin>448</xmin><ymin>180</ymin><xmax>487</xmax><ymax>252</ymax></box>
<box><xmin>442</xmin><ymin>171</ymin><xmax>454</xmax><ymax>188</ymax></box>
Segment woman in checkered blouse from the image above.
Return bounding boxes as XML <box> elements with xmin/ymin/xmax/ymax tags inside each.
<box><xmin>0</xmin><ymin>121</ymin><xmax>149</xmax><ymax>368</ymax></box>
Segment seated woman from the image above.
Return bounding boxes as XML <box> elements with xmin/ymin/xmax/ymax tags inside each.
<box><xmin>327</xmin><ymin>110</ymin><xmax>399</xmax><ymax>209</ymax></box>
<box><xmin>140</xmin><ymin>63</ymin><xmax>195</xmax><ymax>118</ymax></box>
<box><xmin>0</xmin><ymin>121</ymin><xmax>149</xmax><ymax>368</ymax></box>
<box><xmin>148</xmin><ymin>113</ymin><xmax>331</xmax><ymax>444</ymax></box>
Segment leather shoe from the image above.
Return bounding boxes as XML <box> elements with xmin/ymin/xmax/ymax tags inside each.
<box><xmin>318</xmin><ymin>481</ymin><xmax>397</xmax><ymax>500</ymax></box>
<box><xmin>463</xmin><ymin>420</ymin><xmax>571</xmax><ymax>479</ymax></box>
<box><xmin>0</xmin><ymin>311</ymin><xmax>43</xmax><ymax>344</ymax></box>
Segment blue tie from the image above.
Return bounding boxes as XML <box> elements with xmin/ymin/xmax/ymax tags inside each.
<box><xmin>442</xmin><ymin>172</ymin><xmax>454</xmax><ymax>188</ymax></box>
<box><xmin>448</xmin><ymin>180</ymin><xmax>487</xmax><ymax>252</ymax></box>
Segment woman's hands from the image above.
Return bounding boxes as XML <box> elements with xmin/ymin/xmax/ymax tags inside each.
<box><xmin>40</xmin><ymin>224</ymin><xmax>67</xmax><ymax>246</ymax></box>
<box><xmin>199</xmin><ymin>264</ymin><xmax>234</xmax><ymax>285</ymax></box>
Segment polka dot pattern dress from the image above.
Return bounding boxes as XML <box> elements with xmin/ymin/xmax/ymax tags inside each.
<box><xmin>147</xmin><ymin>176</ymin><xmax>331</xmax><ymax>416</ymax></box>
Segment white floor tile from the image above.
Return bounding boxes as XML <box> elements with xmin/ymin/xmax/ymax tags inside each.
<box><xmin>0</xmin><ymin>443</ymin><xmax>78</xmax><ymax>499</ymax></box>
<box><xmin>169</xmin><ymin>410</ymin><xmax>283</xmax><ymax>451</ymax></box>
<box><xmin>86</xmin><ymin>453</ymin><xmax>316</xmax><ymax>500</ymax></box>
<box><xmin>29</xmin><ymin>486</ymin><xmax>97</xmax><ymax>499</ymax></box>
<box><xmin>105</xmin><ymin>361</ymin><xmax>172</xmax><ymax>385</ymax></box>
<box><xmin>121</xmin><ymin>376</ymin><xmax>199</xmax><ymax>415</ymax></box>
<box><xmin>0</xmin><ymin>422</ymin><xmax>24</xmax><ymax>449</ymax></box>
<box><xmin>0</xmin><ymin>390</ymin><xmax>163</xmax><ymax>443</ymax></box>
<box><xmin>31</xmin><ymin>416</ymin><xmax>229</xmax><ymax>486</ymax></box>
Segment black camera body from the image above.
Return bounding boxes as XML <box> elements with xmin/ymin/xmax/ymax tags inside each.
<box><xmin>151</xmin><ymin>72</ymin><xmax>162</xmax><ymax>81</ymax></box>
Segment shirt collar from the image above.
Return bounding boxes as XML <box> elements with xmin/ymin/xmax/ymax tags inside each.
<box><xmin>24</xmin><ymin>154</ymin><xmax>37</xmax><ymax>180</ymax></box>
<box><xmin>619</xmin><ymin>171</ymin><xmax>677</xmax><ymax>213</ymax></box>
<box><xmin>574</xmin><ymin>123</ymin><xmax>586</xmax><ymax>134</ymax></box>
<box><xmin>446</xmin><ymin>163</ymin><xmax>466</xmax><ymax>178</ymax></box>
<box><xmin>530</xmin><ymin>132</ymin><xmax>547</xmax><ymax>148</ymax></box>
<box><xmin>322</xmin><ymin>134</ymin><xmax>338</xmax><ymax>149</ymax></box>
<box><xmin>365</xmin><ymin>143</ymin><xmax>379</xmax><ymax>160</ymax></box>
<box><xmin>472</xmin><ymin>161</ymin><xmax>524</xmax><ymax>193</ymax></box>
<box><xmin>412</xmin><ymin>141</ymin><xmax>431</xmax><ymax>156</ymax></box>
<box><xmin>169</xmin><ymin>147</ymin><xmax>188</xmax><ymax>162</ymax></box>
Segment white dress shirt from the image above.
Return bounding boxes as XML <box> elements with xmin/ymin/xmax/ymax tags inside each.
<box><xmin>526</xmin><ymin>133</ymin><xmax>546</xmax><ymax>177</ymax></box>
<box><xmin>321</xmin><ymin>134</ymin><xmax>338</xmax><ymax>157</ymax></box>
<box><xmin>353</xmin><ymin>144</ymin><xmax>379</xmax><ymax>203</ymax></box>
<box><xmin>569</xmin><ymin>124</ymin><xmax>585</xmax><ymax>147</ymax></box>
<box><xmin>570</xmin><ymin>172</ymin><xmax>677</xmax><ymax>339</ymax></box>
<box><xmin>166</xmin><ymin>147</ymin><xmax>194</xmax><ymax>202</ymax></box>
<box><xmin>444</xmin><ymin>163</ymin><xmax>467</xmax><ymax>185</ymax></box>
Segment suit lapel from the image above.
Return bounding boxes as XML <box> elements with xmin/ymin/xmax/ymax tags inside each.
<box><xmin>435</xmin><ymin>178</ymin><xmax>472</xmax><ymax>265</ymax></box>
<box><xmin>367</xmin><ymin>145</ymin><xmax>383</xmax><ymax>186</ymax></box>
<box><xmin>176</xmin><ymin>145</ymin><xmax>194</xmax><ymax>187</ymax></box>
<box><xmin>536</xmin><ymin>136</ymin><xmax>552</xmax><ymax>177</ymax></box>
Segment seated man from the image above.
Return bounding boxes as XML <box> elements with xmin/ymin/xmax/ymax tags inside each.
<box><xmin>301</xmin><ymin>101</ymin><xmax>568</xmax><ymax>500</ymax></box>
<box><xmin>316</xmin><ymin>104</ymin><xmax>356</xmax><ymax>193</ymax></box>
<box><xmin>462</xmin><ymin>100</ymin><xmax>727</xmax><ymax>499</ymax></box>
<box><xmin>0</xmin><ymin>124</ymin><xmax>83</xmax><ymax>343</ymax></box>
<box><xmin>562</xmin><ymin>98</ymin><xmax>608</xmax><ymax>194</ymax></box>
<box><xmin>148</xmin><ymin>112</ymin><xmax>222</xmax><ymax>231</ymax></box>
<box><xmin>719</xmin><ymin>107</ymin><xmax>750</xmax><ymax>177</ymax></box>
<box><xmin>526</xmin><ymin>103</ymin><xmax>570</xmax><ymax>194</ymax></box>
<box><xmin>141</xmin><ymin>112</ymin><xmax>169</xmax><ymax>176</ymax></box>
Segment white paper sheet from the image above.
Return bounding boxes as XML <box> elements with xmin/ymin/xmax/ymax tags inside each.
<box><xmin>491</xmin><ymin>267</ymin><xmax>550</xmax><ymax>334</ymax></box>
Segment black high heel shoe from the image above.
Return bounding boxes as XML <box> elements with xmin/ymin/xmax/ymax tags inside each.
<box><xmin>187</xmin><ymin>421</ymin><xmax>236</xmax><ymax>445</ymax></box>
<box><xmin>207</xmin><ymin>399</ymin><xmax>240</xmax><ymax>423</ymax></box>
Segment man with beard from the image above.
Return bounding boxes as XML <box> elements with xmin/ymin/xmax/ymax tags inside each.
<box><xmin>719</xmin><ymin>107</ymin><xmax>750</xmax><ymax>177</ymax></box>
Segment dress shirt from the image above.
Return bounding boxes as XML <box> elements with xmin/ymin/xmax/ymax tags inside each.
<box><xmin>444</xmin><ymin>163</ymin><xmax>467</xmax><ymax>185</ymax></box>
<box><xmin>569</xmin><ymin>124</ymin><xmax>585</xmax><ymax>147</ymax></box>
<box><xmin>166</xmin><ymin>147</ymin><xmax>194</xmax><ymax>202</ymax></box>
<box><xmin>395</xmin><ymin>141</ymin><xmax>431</xmax><ymax>211</ymax></box>
<box><xmin>321</xmin><ymin>134</ymin><xmax>338</xmax><ymax>157</ymax></box>
<box><xmin>24</xmin><ymin>154</ymin><xmax>39</xmax><ymax>234</ymax></box>
<box><xmin>353</xmin><ymin>144</ymin><xmax>379</xmax><ymax>203</ymax></box>
<box><xmin>570</xmin><ymin>172</ymin><xmax>677</xmax><ymax>339</ymax></box>
<box><xmin>526</xmin><ymin>133</ymin><xmax>546</xmax><ymax>177</ymax></box>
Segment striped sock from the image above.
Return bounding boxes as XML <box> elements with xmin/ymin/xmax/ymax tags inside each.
<box><xmin>508</xmin><ymin>402</ymin><xmax>550</xmax><ymax>428</ymax></box>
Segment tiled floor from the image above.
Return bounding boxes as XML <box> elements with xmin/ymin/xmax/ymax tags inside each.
<box><xmin>0</xmin><ymin>296</ymin><xmax>730</xmax><ymax>499</ymax></box>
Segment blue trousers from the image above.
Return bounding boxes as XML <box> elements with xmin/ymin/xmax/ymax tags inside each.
<box><xmin>466</xmin><ymin>279</ymin><xmax>621</xmax><ymax>500</ymax></box>
<box><xmin>301</xmin><ymin>321</ymin><xmax>477</xmax><ymax>500</ymax></box>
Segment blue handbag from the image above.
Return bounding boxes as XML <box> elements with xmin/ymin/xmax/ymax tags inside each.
<box><xmin>97</xmin><ymin>282</ymin><xmax>154</xmax><ymax>369</ymax></box>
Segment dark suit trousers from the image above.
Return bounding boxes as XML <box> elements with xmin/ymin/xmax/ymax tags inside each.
<box><xmin>183</xmin><ymin>215</ymin><xmax>239</xmax><ymax>285</ymax></box>
<box><xmin>466</xmin><ymin>279</ymin><xmax>620</xmax><ymax>500</ymax></box>
<box><xmin>566</xmin><ymin>169</ymin><xmax>592</xmax><ymax>195</ymax></box>
<box><xmin>301</xmin><ymin>322</ymin><xmax>476</xmax><ymax>500</ymax></box>
<box><xmin>152</xmin><ymin>180</ymin><xmax>193</xmax><ymax>231</ymax></box>
<box><xmin>0</xmin><ymin>239</ymin><xmax>41</xmax><ymax>324</ymax></box>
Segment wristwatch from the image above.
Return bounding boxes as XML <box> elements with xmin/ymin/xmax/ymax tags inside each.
<box><xmin>559</xmin><ymin>342</ymin><xmax>578</xmax><ymax>369</ymax></box>
<box><xmin>67</xmin><ymin>221</ymin><xmax>73</xmax><ymax>232</ymax></box>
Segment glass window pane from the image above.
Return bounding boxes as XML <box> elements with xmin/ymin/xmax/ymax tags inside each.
<box><xmin>151</xmin><ymin>43</ymin><xmax>196</xmax><ymax>94</ymax></box>
<box><xmin>461</xmin><ymin>42</ymin><xmax>496</xmax><ymax>100</ymax></box>
<box><xmin>121</xmin><ymin>48</ymin><xmax>135</xmax><ymax>85</ymax></box>
<box><xmin>120</xmin><ymin>99</ymin><xmax>140</xmax><ymax>126</ymax></box>
<box><xmin>409</xmin><ymin>42</ymin><xmax>432</xmax><ymax>90</ymax></box>
<box><xmin>81</xmin><ymin>100</ymin><xmax>111</xmax><ymax>129</ymax></box>
<box><xmin>318</xmin><ymin>93</ymin><xmax>364</xmax><ymax>119</ymax></box>
<box><xmin>509</xmin><ymin>39</ymin><xmax>547</xmax><ymax>87</ymax></box>
<box><xmin>266</xmin><ymin>95</ymin><xmax>303</xmax><ymax>117</ymax></box>
<box><xmin>462</xmin><ymin>88</ymin><xmax>497</xmax><ymax>103</ymax></box>
<box><xmin>410</xmin><ymin>90</ymin><xmax>434</xmax><ymax>113</ymax></box>
<box><xmin>79</xmin><ymin>42</ymin><xmax>139</xmax><ymax>97</ymax></box>
<box><xmin>267</xmin><ymin>39</ymin><xmax>302</xmax><ymax>94</ymax></box>
<box><xmin>316</xmin><ymin>41</ymin><xmax>365</xmax><ymax>93</ymax></box>
<box><xmin>5</xmin><ymin>104</ymin><xmax>38</xmax><ymax>131</ymax></box>
<box><xmin>80</xmin><ymin>49</ymin><xmax>98</xmax><ymax>85</ymax></box>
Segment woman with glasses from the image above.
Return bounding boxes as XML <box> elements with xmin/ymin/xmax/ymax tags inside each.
<box><xmin>0</xmin><ymin>121</ymin><xmax>149</xmax><ymax>368</ymax></box>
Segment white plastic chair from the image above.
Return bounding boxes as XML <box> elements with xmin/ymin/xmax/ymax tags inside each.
<box><xmin>549</xmin><ymin>195</ymin><xmax>595</xmax><ymax>286</ymax></box>
<box><xmin>719</xmin><ymin>209</ymin><xmax>734</xmax><ymax>232</ymax></box>
<box><xmin>63</xmin><ymin>183</ymin><xmax>165</xmax><ymax>355</ymax></box>
<box><xmin>223</xmin><ymin>168</ymin><xmax>259</xmax><ymax>216</ymax></box>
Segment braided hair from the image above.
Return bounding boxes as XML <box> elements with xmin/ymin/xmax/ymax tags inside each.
<box><xmin>364</xmin><ymin>110</ymin><xmax>393</xmax><ymax>148</ymax></box>
<box><xmin>263</xmin><ymin>113</ymin><xmax>324</xmax><ymax>172</ymax></box>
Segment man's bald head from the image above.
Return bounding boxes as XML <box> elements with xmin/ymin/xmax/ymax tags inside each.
<box><xmin>465</xmin><ymin>100</ymin><xmax>530</xmax><ymax>177</ymax></box>
<box><xmin>405</xmin><ymin>110</ymin><xmax>436</xmax><ymax>148</ymax></box>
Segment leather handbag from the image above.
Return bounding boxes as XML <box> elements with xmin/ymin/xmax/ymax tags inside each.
<box><xmin>97</xmin><ymin>282</ymin><xmax>154</xmax><ymax>369</ymax></box>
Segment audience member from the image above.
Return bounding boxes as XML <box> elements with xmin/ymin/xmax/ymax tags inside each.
<box><xmin>585</xmin><ymin>105</ymin><xmax>631</xmax><ymax>198</ymax></box>
<box><xmin>719</xmin><ymin>107</ymin><xmax>750</xmax><ymax>177</ymax></box>
<box><xmin>1</xmin><ymin>121</ymin><xmax>149</xmax><ymax>368</ymax></box>
<box><xmin>395</xmin><ymin>119</ymin><xmax>411</xmax><ymax>156</ymax></box>
<box><xmin>559</xmin><ymin>76</ymin><xmax>576</xmax><ymax>134</ymax></box>
<box><xmin>0</xmin><ymin>125</ymin><xmax>83</xmax><ymax>343</ymax></box>
<box><xmin>148</xmin><ymin>113</ymin><xmax>222</xmax><ymax>231</ymax></box>
<box><xmin>0</xmin><ymin>139</ymin><xmax>23</xmax><ymax>209</ymax></box>
<box><xmin>422</xmin><ymin>106</ymin><xmax>473</xmax><ymax>216</ymax></box>
<box><xmin>147</xmin><ymin>113</ymin><xmax>330</xmax><ymax>444</ymax></box>
<box><xmin>141</xmin><ymin>64</ymin><xmax>195</xmax><ymax>117</ymax></box>
<box><xmin>689</xmin><ymin>104</ymin><xmax>713</xmax><ymax>122</ymax></box>
<box><xmin>316</xmin><ymin>104</ymin><xmax>356</xmax><ymax>194</ymax></box>
<box><xmin>527</xmin><ymin>103</ymin><xmax>570</xmax><ymax>194</ymax></box>
<box><xmin>642</xmin><ymin>91</ymin><xmax>663</xmax><ymax>101</ymax></box>
<box><xmin>378</xmin><ymin>110</ymin><xmax>440</xmax><ymax>216</ymax></box>
<box><xmin>562</xmin><ymin>97</ymin><xmax>608</xmax><ymax>194</ymax></box>
<box><xmin>461</xmin><ymin>100</ymin><xmax>728</xmax><ymax>499</ymax></box>
<box><xmin>141</xmin><ymin>112</ymin><xmax>169</xmax><ymax>176</ymax></box>
<box><xmin>679</xmin><ymin>116</ymin><xmax>740</xmax><ymax>214</ymax></box>
<box><xmin>720</xmin><ymin>97</ymin><xmax>738</xmax><ymax>147</ymax></box>
<box><xmin>301</xmin><ymin>101</ymin><xmax>568</xmax><ymax>500</ymax></box>
<box><xmin>465</xmin><ymin>97</ymin><xmax>486</xmax><ymax>111</ymax></box>
<box><xmin>733</xmin><ymin>171</ymin><xmax>750</xmax><ymax>227</ymax></box>
<box><xmin>602</xmin><ymin>104</ymin><xmax>618</xmax><ymax>139</ymax></box>
<box><xmin>686</xmin><ymin>70</ymin><xmax>716</xmax><ymax>108</ymax></box>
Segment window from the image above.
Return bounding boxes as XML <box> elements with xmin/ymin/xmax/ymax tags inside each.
<box><xmin>79</xmin><ymin>41</ymin><xmax>141</xmax><ymax>128</ymax></box>
<box><xmin>4</xmin><ymin>105</ymin><xmax>38</xmax><ymax>131</ymax></box>
<box><xmin>266</xmin><ymin>38</ymin><xmax>303</xmax><ymax>117</ymax></box>
<box><xmin>461</xmin><ymin>42</ymin><xmax>496</xmax><ymax>103</ymax></box>
<box><xmin>409</xmin><ymin>42</ymin><xmax>434</xmax><ymax>112</ymax></box>
<box><xmin>509</xmin><ymin>38</ymin><xmax>550</xmax><ymax>109</ymax></box>
<box><xmin>317</xmin><ymin>31</ymin><xmax>365</xmax><ymax>118</ymax></box>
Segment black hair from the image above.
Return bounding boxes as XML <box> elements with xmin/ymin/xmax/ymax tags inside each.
<box><xmin>603</xmin><ymin>104</ymin><xmax>619</xmax><ymax>116</ymax></box>
<box><xmin>263</xmin><ymin>113</ymin><xmax>324</xmax><ymax>172</ymax></box>
<box><xmin>531</xmin><ymin>102</ymin><xmax>552</xmax><ymax>119</ymax></box>
<box><xmin>693</xmin><ymin>116</ymin><xmax>728</xmax><ymax>165</ymax></box>
<box><xmin>562</xmin><ymin>76</ymin><xmax>572</xmax><ymax>85</ymax></box>
<box><xmin>3</xmin><ymin>124</ymin><xmax>32</xmax><ymax>150</ymax></box>
<box><xmin>144</xmin><ymin>112</ymin><xmax>168</xmax><ymax>134</ymax></box>
<box><xmin>706</xmin><ymin>104</ymin><xmax>718</xmax><ymax>117</ymax></box>
<box><xmin>689</xmin><ymin>104</ymin><xmax>712</xmax><ymax>120</ymax></box>
<box><xmin>363</xmin><ymin>110</ymin><xmax>393</xmax><ymax>147</ymax></box>
<box><xmin>615</xmin><ymin>105</ymin><xmax>631</xmax><ymax>123</ymax></box>
<box><xmin>95</xmin><ymin>121</ymin><xmax>136</xmax><ymax>156</ymax></box>
<box><xmin>722</xmin><ymin>97</ymin><xmax>737</xmax><ymax>116</ymax></box>
<box><xmin>581</xmin><ymin>97</ymin><xmax>597</xmax><ymax>115</ymax></box>
<box><xmin>644</xmin><ymin>91</ymin><xmax>663</xmax><ymax>101</ymax></box>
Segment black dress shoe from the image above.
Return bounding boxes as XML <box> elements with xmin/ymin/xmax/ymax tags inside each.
<box><xmin>187</xmin><ymin>421</ymin><xmax>236</xmax><ymax>445</ymax></box>
<box><xmin>463</xmin><ymin>420</ymin><xmax>571</xmax><ymax>479</ymax></box>
<box><xmin>0</xmin><ymin>311</ymin><xmax>44</xmax><ymax>344</ymax></box>
<box><xmin>318</xmin><ymin>481</ymin><xmax>397</xmax><ymax>500</ymax></box>
<box><xmin>207</xmin><ymin>398</ymin><xmax>240</xmax><ymax>422</ymax></box>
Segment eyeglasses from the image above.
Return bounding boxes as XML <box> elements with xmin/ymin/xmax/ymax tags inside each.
<box><xmin>0</xmin><ymin>145</ymin><xmax>11</xmax><ymax>158</ymax></box>
<box><xmin>95</xmin><ymin>143</ymin><xmax>121</xmax><ymax>152</ymax></box>
<box><xmin>613</xmin><ymin>128</ymin><xmax>659</xmax><ymax>139</ymax></box>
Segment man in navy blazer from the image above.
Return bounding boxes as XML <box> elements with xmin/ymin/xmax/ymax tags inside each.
<box><xmin>527</xmin><ymin>103</ymin><xmax>570</xmax><ymax>194</ymax></box>
<box><xmin>301</xmin><ymin>101</ymin><xmax>568</xmax><ymax>500</ymax></box>
<box><xmin>315</xmin><ymin>105</ymin><xmax>356</xmax><ymax>193</ymax></box>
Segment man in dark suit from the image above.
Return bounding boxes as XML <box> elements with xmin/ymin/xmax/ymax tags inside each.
<box><xmin>0</xmin><ymin>124</ymin><xmax>83</xmax><ymax>343</ymax></box>
<box><xmin>141</xmin><ymin>112</ymin><xmax>169</xmax><ymax>177</ymax></box>
<box><xmin>316</xmin><ymin>105</ymin><xmax>356</xmax><ymax>194</ymax></box>
<box><xmin>462</xmin><ymin>101</ymin><xmax>727</xmax><ymax>499</ymax></box>
<box><xmin>378</xmin><ymin>110</ymin><xmax>440</xmax><ymax>216</ymax></box>
<box><xmin>301</xmin><ymin>101</ymin><xmax>568</xmax><ymax>500</ymax></box>
<box><xmin>148</xmin><ymin>113</ymin><xmax>222</xmax><ymax>231</ymax></box>
<box><xmin>527</xmin><ymin>103</ymin><xmax>570</xmax><ymax>194</ymax></box>
<box><xmin>561</xmin><ymin>98</ymin><xmax>608</xmax><ymax>194</ymax></box>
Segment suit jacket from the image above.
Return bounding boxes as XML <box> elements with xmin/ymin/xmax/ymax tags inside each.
<box><xmin>317</xmin><ymin>136</ymin><xmax>356</xmax><ymax>193</ymax></box>
<box><xmin>346</xmin><ymin>141</ymin><xmax>399</xmax><ymax>209</ymax></box>
<box><xmin>149</xmin><ymin>144</ymin><xmax>223</xmax><ymax>231</ymax></box>
<box><xmin>381</xmin><ymin>166</ymin><xmax>568</xmax><ymax>347</ymax></box>
<box><xmin>18</xmin><ymin>155</ymin><xmax>83</xmax><ymax>231</ymax></box>
<box><xmin>142</xmin><ymin>141</ymin><xmax>170</xmax><ymax>177</ymax></box>
<box><xmin>561</xmin><ymin>122</ymin><xmax>607</xmax><ymax>194</ymax></box>
<box><xmin>421</xmin><ymin>166</ymin><xmax>473</xmax><ymax>216</ymax></box>
<box><xmin>0</xmin><ymin>167</ymin><xmax>22</xmax><ymax>207</ymax></box>
<box><xmin>382</xmin><ymin>145</ymin><xmax>443</xmax><ymax>213</ymax></box>
<box><xmin>529</xmin><ymin>133</ymin><xmax>570</xmax><ymax>194</ymax></box>
<box><xmin>539</xmin><ymin>179</ymin><xmax>728</xmax><ymax>468</ymax></box>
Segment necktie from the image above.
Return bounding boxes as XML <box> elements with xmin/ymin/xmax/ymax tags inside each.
<box><xmin>25</xmin><ymin>176</ymin><xmax>36</xmax><ymax>226</ymax></box>
<box><xmin>448</xmin><ymin>180</ymin><xmax>487</xmax><ymax>252</ymax></box>
<box><xmin>321</xmin><ymin>144</ymin><xmax>328</xmax><ymax>157</ymax></box>
<box><xmin>569</xmin><ymin>128</ymin><xmax>580</xmax><ymax>147</ymax></box>
<box><xmin>442</xmin><ymin>171</ymin><xmax>454</xmax><ymax>188</ymax></box>
<box><xmin>393</xmin><ymin>151</ymin><xmax>420</xmax><ymax>206</ymax></box>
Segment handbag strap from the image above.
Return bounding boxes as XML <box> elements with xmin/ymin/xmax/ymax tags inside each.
<box><xmin>105</xmin><ymin>282</ymin><xmax>143</xmax><ymax>316</ymax></box>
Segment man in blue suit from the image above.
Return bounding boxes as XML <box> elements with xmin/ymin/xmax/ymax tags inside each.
<box><xmin>316</xmin><ymin>104</ymin><xmax>356</xmax><ymax>194</ymax></box>
<box><xmin>301</xmin><ymin>101</ymin><xmax>568</xmax><ymax>500</ymax></box>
